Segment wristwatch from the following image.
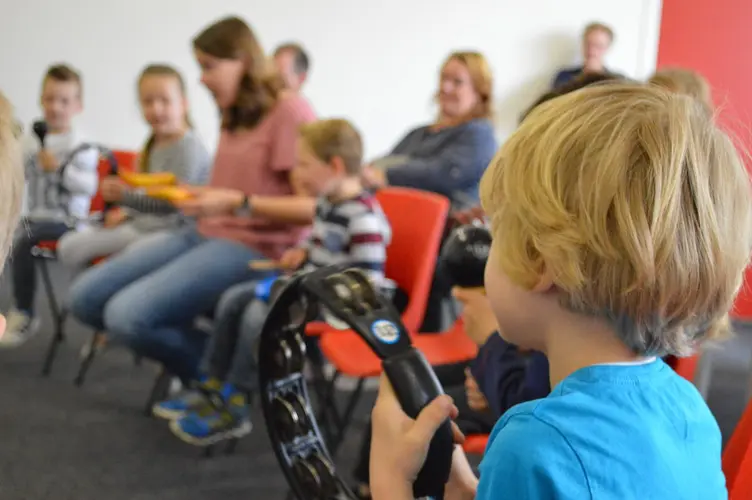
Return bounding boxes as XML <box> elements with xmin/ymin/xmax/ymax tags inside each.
<box><xmin>236</xmin><ymin>193</ymin><xmax>253</xmax><ymax>217</ymax></box>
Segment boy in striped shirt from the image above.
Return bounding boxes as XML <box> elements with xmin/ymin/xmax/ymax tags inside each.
<box><xmin>161</xmin><ymin>119</ymin><xmax>392</xmax><ymax>445</ymax></box>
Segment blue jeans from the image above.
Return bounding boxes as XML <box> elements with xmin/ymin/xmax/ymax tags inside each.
<box><xmin>200</xmin><ymin>281</ymin><xmax>270</xmax><ymax>391</ymax></box>
<box><xmin>67</xmin><ymin>227</ymin><xmax>271</xmax><ymax>382</ymax></box>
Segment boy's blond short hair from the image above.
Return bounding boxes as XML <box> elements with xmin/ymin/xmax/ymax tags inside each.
<box><xmin>649</xmin><ymin>68</ymin><xmax>713</xmax><ymax>113</ymax></box>
<box><xmin>480</xmin><ymin>84</ymin><xmax>752</xmax><ymax>356</ymax></box>
<box><xmin>0</xmin><ymin>93</ymin><xmax>26</xmax><ymax>267</ymax></box>
<box><xmin>299</xmin><ymin>119</ymin><xmax>364</xmax><ymax>175</ymax></box>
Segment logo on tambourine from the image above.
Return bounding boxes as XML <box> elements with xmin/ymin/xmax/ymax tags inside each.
<box><xmin>371</xmin><ymin>320</ymin><xmax>400</xmax><ymax>344</ymax></box>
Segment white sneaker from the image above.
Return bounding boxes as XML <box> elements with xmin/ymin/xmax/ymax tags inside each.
<box><xmin>0</xmin><ymin>310</ymin><xmax>40</xmax><ymax>348</ymax></box>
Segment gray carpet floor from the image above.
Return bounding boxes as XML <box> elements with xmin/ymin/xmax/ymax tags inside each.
<box><xmin>0</xmin><ymin>263</ymin><xmax>749</xmax><ymax>499</ymax></box>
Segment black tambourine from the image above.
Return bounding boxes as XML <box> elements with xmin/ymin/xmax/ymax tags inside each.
<box><xmin>258</xmin><ymin>265</ymin><xmax>454</xmax><ymax>500</ymax></box>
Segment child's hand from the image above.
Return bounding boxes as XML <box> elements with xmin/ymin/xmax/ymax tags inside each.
<box><xmin>464</xmin><ymin>368</ymin><xmax>489</xmax><ymax>413</ymax></box>
<box><xmin>279</xmin><ymin>247</ymin><xmax>307</xmax><ymax>271</ymax></box>
<box><xmin>445</xmin><ymin>446</ymin><xmax>479</xmax><ymax>500</ymax></box>
<box><xmin>452</xmin><ymin>287</ymin><xmax>498</xmax><ymax>346</ymax></box>
<box><xmin>370</xmin><ymin>375</ymin><xmax>465</xmax><ymax>498</ymax></box>
<box><xmin>361</xmin><ymin>164</ymin><xmax>387</xmax><ymax>189</ymax></box>
<box><xmin>101</xmin><ymin>176</ymin><xmax>127</xmax><ymax>202</ymax></box>
<box><xmin>176</xmin><ymin>187</ymin><xmax>242</xmax><ymax>217</ymax></box>
<box><xmin>104</xmin><ymin>208</ymin><xmax>128</xmax><ymax>228</ymax></box>
<box><xmin>38</xmin><ymin>150</ymin><xmax>58</xmax><ymax>172</ymax></box>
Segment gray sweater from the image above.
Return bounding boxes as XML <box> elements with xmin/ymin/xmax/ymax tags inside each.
<box><xmin>122</xmin><ymin>130</ymin><xmax>211</xmax><ymax>232</ymax></box>
<box><xmin>377</xmin><ymin>119</ymin><xmax>498</xmax><ymax>210</ymax></box>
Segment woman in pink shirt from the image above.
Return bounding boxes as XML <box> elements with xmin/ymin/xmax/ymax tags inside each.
<box><xmin>67</xmin><ymin>16</ymin><xmax>316</xmax><ymax>383</ymax></box>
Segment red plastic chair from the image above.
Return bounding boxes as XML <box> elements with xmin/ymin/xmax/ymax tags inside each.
<box><xmin>724</xmin><ymin>394</ymin><xmax>752</xmax><ymax>498</ymax></box>
<box><xmin>316</xmin><ymin>187</ymin><xmax>450</xmax><ymax>453</ymax></box>
<box><xmin>413</xmin><ymin>318</ymin><xmax>478</xmax><ymax>366</ymax></box>
<box><xmin>665</xmin><ymin>355</ymin><xmax>700</xmax><ymax>382</ymax></box>
<box><xmin>463</xmin><ymin>434</ymin><xmax>489</xmax><ymax>456</ymax></box>
<box><xmin>40</xmin><ymin>150</ymin><xmax>137</xmax><ymax>377</ymax></box>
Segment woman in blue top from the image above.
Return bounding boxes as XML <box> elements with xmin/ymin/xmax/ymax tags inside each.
<box><xmin>363</xmin><ymin>51</ymin><xmax>498</xmax><ymax>333</ymax></box>
<box><xmin>361</xmin><ymin>51</ymin><xmax>497</xmax><ymax>212</ymax></box>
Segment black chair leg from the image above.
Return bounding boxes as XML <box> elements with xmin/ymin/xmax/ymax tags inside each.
<box><xmin>39</xmin><ymin>259</ymin><xmax>64</xmax><ymax>377</ymax></box>
<box><xmin>329</xmin><ymin>378</ymin><xmax>366</xmax><ymax>457</ymax></box>
<box><xmin>144</xmin><ymin>368</ymin><xmax>172</xmax><ymax>416</ymax></box>
<box><xmin>74</xmin><ymin>330</ymin><xmax>104</xmax><ymax>387</ymax></box>
<box><xmin>315</xmin><ymin>371</ymin><xmax>342</xmax><ymax>444</ymax></box>
<box><xmin>41</xmin><ymin>308</ymin><xmax>67</xmax><ymax>376</ymax></box>
<box><xmin>38</xmin><ymin>258</ymin><xmax>60</xmax><ymax>321</ymax></box>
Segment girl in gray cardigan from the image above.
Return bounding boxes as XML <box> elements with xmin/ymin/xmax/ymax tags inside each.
<box><xmin>58</xmin><ymin>65</ymin><xmax>211</xmax><ymax>274</ymax></box>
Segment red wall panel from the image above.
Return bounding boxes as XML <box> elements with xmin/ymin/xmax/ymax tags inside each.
<box><xmin>657</xmin><ymin>0</ymin><xmax>752</xmax><ymax>318</ymax></box>
<box><xmin>657</xmin><ymin>0</ymin><xmax>752</xmax><ymax>144</ymax></box>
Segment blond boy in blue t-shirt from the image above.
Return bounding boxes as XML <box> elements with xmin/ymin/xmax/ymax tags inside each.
<box><xmin>368</xmin><ymin>83</ymin><xmax>750</xmax><ymax>499</ymax></box>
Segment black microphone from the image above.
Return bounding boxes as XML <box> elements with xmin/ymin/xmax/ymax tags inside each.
<box><xmin>32</xmin><ymin>120</ymin><xmax>48</xmax><ymax>148</ymax></box>
<box><xmin>440</xmin><ymin>222</ymin><xmax>492</xmax><ymax>290</ymax></box>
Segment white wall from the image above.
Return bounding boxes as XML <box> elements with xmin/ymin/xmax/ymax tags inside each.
<box><xmin>0</xmin><ymin>0</ymin><xmax>662</xmax><ymax>160</ymax></box>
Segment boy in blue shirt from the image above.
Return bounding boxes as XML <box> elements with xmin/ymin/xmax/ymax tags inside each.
<box><xmin>368</xmin><ymin>83</ymin><xmax>747</xmax><ymax>499</ymax></box>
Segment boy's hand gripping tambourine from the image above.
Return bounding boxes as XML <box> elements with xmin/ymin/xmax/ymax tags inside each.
<box><xmin>257</xmin><ymin>265</ymin><xmax>454</xmax><ymax>499</ymax></box>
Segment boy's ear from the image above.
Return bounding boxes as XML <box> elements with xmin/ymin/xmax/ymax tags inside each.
<box><xmin>73</xmin><ymin>92</ymin><xmax>83</xmax><ymax>114</ymax></box>
<box><xmin>330</xmin><ymin>155</ymin><xmax>347</xmax><ymax>176</ymax></box>
<box><xmin>531</xmin><ymin>265</ymin><xmax>555</xmax><ymax>294</ymax></box>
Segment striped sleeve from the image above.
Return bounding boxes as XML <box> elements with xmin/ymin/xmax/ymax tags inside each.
<box><xmin>119</xmin><ymin>190</ymin><xmax>177</xmax><ymax>215</ymax></box>
<box><xmin>347</xmin><ymin>211</ymin><xmax>388</xmax><ymax>282</ymax></box>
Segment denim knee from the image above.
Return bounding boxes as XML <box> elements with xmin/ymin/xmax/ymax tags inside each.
<box><xmin>215</xmin><ymin>283</ymin><xmax>257</xmax><ymax>322</ymax></box>
<box><xmin>68</xmin><ymin>273</ymin><xmax>106</xmax><ymax>330</ymax></box>
<box><xmin>102</xmin><ymin>291</ymin><xmax>148</xmax><ymax>348</ymax></box>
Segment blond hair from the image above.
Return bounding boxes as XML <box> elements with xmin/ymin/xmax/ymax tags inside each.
<box><xmin>299</xmin><ymin>119</ymin><xmax>364</xmax><ymax>175</ymax></box>
<box><xmin>480</xmin><ymin>83</ymin><xmax>752</xmax><ymax>356</ymax></box>
<box><xmin>0</xmin><ymin>93</ymin><xmax>26</xmax><ymax>268</ymax></box>
<box><xmin>440</xmin><ymin>51</ymin><xmax>494</xmax><ymax>121</ymax></box>
<box><xmin>649</xmin><ymin>68</ymin><xmax>713</xmax><ymax>112</ymax></box>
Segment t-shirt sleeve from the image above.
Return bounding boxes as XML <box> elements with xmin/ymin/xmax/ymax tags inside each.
<box><xmin>269</xmin><ymin>98</ymin><xmax>316</xmax><ymax>173</ymax></box>
<box><xmin>477</xmin><ymin>413</ymin><xmax>591</xmax><ymax>499</ymax></box>
<box><xmin>173</xmin><ymin>133</ymin><xmax>212</xmax><ymax>185</ymax></box>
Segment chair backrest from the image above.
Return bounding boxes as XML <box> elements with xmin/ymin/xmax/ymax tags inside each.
<box><xmin>90</xmin><ymin>150</ymin><xmax>137</xmax><ymax>213</ymax></box>
<box><xmin>375</xmin><ymin>187</ymin><xmax>450</xmax><ymax>332</ymax></box>
<box><xmin>724</xmin><ymin>397</ymin><xmax>752</xmax><ymax>498</ymax></box>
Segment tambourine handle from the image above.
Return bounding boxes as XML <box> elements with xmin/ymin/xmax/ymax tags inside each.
<box><xmin>383</xmin><ymin>348</ymin><xmax>453</xmax><ymax>499</ymax></box>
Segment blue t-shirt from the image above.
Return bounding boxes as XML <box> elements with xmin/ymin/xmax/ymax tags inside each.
<box><xmin>476</xmin><ymin>359</ymin><xmax>726</xmax><ymax>499</ymax></box>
